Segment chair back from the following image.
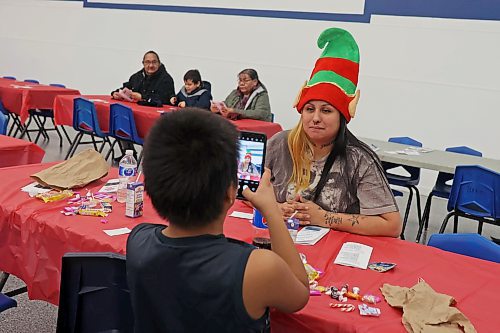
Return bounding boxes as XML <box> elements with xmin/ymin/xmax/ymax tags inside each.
<box><xmin>73</xmin><ymin>98</ymin><xmax>106</xmax><ymax>137</ymax></box>
<box><xmin>0</xmin><ymin>112</ymin><xmax>9</xmax><ymax>135</ymax></box>
<box><xmin>428</xmin><ymin>233</ymin><xmax>500</xmax><ymax>263</ymax></box>
<box><xmin>50</xmin><ymin>83</ymin><xmax>66</xmax><ymax>88</ymax></box>
<box><xmin>2</xmin><ymin>76</ymin><xmax>16</xmax><ymax>80</ymax></box>
<box><xmin>447</xmin><ymin>165</ymin><xmax>500</xmax><ymax>219</ymax></box>
<box><xmin>109</xmin><ymin>103</ymin><xmax>143</xmax><ymax>144</ymax></box>
<box><xmin>24</xmin><ymin>79</ymin><xmax>40</xmax><ymax>84</ymax></box>
<box><xmin>383</xmin><ymin>136</ymin><xmax>422</xmax><ymax>181</ymax></box>
<box><xmin>433</xmin><ymin>146</ymin><xmax>483</xmax><ymax>195</ymax></box>
<box><xmin>56</xmin><ymin>252</ymin><xmax>134</xmax><ymax>333</ymax></box>
<box><xmin>0</xmin><ymin>100</ymin><xmax>9</xmax><ymax>116</ymax></box>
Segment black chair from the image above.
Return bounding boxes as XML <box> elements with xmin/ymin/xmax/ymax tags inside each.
<box><xmin>56</xmin><ymin>252</ymin><xmax>134</xmax><ymax>333</ymax></box>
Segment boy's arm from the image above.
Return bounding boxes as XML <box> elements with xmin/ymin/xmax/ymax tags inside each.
<box><xmin>242</xmin><ymin>169</ymin><xmax>309</xmax><ymax>317</ymax></box>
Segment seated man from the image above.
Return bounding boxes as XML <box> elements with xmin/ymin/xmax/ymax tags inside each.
<box><xmin>112</xmin><ymin>50</ymin><xmax>175</xmax><ymax>106</ymax></box>
<box><xmin>126</xmin><ymin>109</ymin><xmax>309</xmax><ymax>332</ymax></box>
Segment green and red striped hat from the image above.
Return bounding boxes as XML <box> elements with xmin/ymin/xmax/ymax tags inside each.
<box><xmin>295</xmin><ymin>28</ymin><xmax>360</xmax><ymax>123</ymax></box>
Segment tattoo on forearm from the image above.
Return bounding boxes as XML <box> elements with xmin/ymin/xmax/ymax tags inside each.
<box><xmin>349</xmin><ymin>215</ymin><xmax>359</xmax><ymax>226</ymax></box>
<box><xmin>324</xmin><ymin>212</ymin><xmax>342</xmax><ymax>227</ymax></box>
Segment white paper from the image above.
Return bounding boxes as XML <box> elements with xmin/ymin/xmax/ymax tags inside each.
<box><xmin>103</xmin><ymin>227</ymin><xmax>132</xmax><ymax>236</ymax></box>
<box><xmin>229</xmin><ymin>211</ymin><xmax>253</xmax><ymax>220</ymax></box>
<box><xmin>21</xmin><ymin>182</ymin><xmax>52</xmax><ymax>197</ymax></box>
<box><xmin>334</xmin><ymin>242</ymin><xmax>373</xmax><ymax>269</ymax></box>
<box><xmin>98</xmin><ymin>179</ymin><xmax>120</xmax><ymax>193</ymax></box>
<box><xmin>89</xmin><ymin>99</ymin><xmax>109</xmax><ymax>104</ymax></box>
<box><xmin>295</xmin><ymin>226</ymin><xmax>330</xmax><ymax>245</ymax></box>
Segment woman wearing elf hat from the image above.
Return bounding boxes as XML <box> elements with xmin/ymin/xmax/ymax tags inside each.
<box><xmin>266</xmin><ymin>28</ymin><xmax>402</xmax><ymax>237</ymax></box>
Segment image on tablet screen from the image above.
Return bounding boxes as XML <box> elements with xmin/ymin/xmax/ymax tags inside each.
<box><xmin>237</xmin><ymin>140</ymin><xmax>264</xmax><ymax>181</ymax></box>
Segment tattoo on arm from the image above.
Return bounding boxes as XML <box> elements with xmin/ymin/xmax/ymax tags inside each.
<box><xmin>324</xmin><ymin>212</ymin><xmax>342</xmax><ymax>228</ymax></box>
<box><xmin>349</xmin><ymin>215</ymin><xmax>359</xmax><ymax>227</ymax></box>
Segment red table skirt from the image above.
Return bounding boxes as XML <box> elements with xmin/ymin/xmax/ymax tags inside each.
<box><xmin>0</xmin><ymin>135</ymin><xmax>45</xmax><ymax>167</ymax></box>
<box><xmin>1</xmin><ymin>163</ymin><xmax>498</xmax><ymax>332</ymax></box>
<box><xmin>53</xmin><ymin>95</ymin><xmax>283</xmax><ymax>139</ymax></box>
<box><xmin>0</xmin><ymin>78</ymin><xmax>80</xmax><ymax>123</ymax></box>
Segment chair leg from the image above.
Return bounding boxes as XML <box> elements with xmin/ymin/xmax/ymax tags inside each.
<box><xmin>439</xmin><ymin>212</ymin><xmax>455</xmax><ymax>233</ymax></box>
<box><xmin>416</xmin><ymin>194</ymin><xmax>432</xmax><ymax>243</ymax></box>
<box><xmin>0</xmin><ymin>271</ymin><xmax>9</xmax><ymax>291</ymax></box>
<box><xmin>453</xmin><ymin>214</ymin><xmax>459</xmax><ymax>233</ymax></box>
<box><xmin>51</xmin><ymin>119</ymin><xmax>64</xmax><ymax>147</ymax></box>
<box><xmin>65</xmin><ymin>132</ymin><xmax>83</xmax><ymax>159</ymax></box>
<box><xmin>478</xmin><ymin>219</ymin><xmax>484</xmax><ymax>235</ymax></box>
<box><xmin>400</xmin><ymin>187</ymin><xmax>414</xmax><ymax>240</ymax></box>
<box><xmin>105</xmin><ymin>139</ymin><xmax>118</xmax><ymax>161</ymax></box>
<box><xmin>137</xmin><ymin>149</ymin><xmax>143</xmax><ymax>166</ymax></box>
<box><xmin>59</xmin><ymin>124</ymin><xmax>73</xmax><ymax>145</ymax></box>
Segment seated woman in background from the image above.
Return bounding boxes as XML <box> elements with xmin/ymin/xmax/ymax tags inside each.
<box><xmin>211</xmin><ymin>69</ymin><xmax>272</xmax><ymax>122</ymax></box>
<box><xmin>265</xmin><ymin>28</ymin><xmax>402</xmax><ymax>237</ymax></box>
<box><xmin>170</xmin><ymin>69</ymin><xmax>212</xmax><ymax>110</ymax></box>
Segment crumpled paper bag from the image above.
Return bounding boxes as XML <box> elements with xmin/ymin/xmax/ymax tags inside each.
<box><xmin>381</xmin><ymin>280</ymin><xmax>476</xmax><ymax>333</ymax></box>
<box><xmin>31</xmin><ymin>149</ymin><xmax>109</xmax><ymax>190</ymax></box>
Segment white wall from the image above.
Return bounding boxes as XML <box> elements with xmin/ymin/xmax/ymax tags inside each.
<box><xmin>1</xmin><ymin>0</ymin><xmax>499</xmax><ymax>190</ymax></box>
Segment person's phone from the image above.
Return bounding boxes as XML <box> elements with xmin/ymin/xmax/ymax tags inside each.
<box><xmin>236</xmin><ymin>131</ymin><xmax>267</xmax><ymax>200</ymax></box>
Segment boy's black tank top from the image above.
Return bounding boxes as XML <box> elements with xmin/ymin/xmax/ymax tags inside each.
<box><xmin>127</xmin><ymin>223</ymin><xmax>270</xmax><ymax>332</ymax></box>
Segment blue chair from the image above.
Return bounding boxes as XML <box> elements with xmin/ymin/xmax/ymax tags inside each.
<box><xmin>0</xmin><ymin>292</ymin><xmax>17</xmax><ymax>313</ymax></box>
<box><xmin>65</xmin><ymin>98</ymin><xmax>111</xmax><ymax>159</ymax></box>
<box><xmin>0</xmin><ymin>112</ymin><xmax>8</xmax><ymax>135</ymax></box>
<box><xmin>439</xmin><ymin>165</ymin><xmax>500</xmax><ymax>235</ymax></box>
<box><xmin>56</xmin><ymin>252</ymin><xmax>133</xmax><ymax>333</ymax></box>
<box><xmin>105</xmin><ymin>103</ymin><xmax>144</xmax><ymax>163</ymax></box>
<box><xmin>28</xmin><ymin>83</ymin><xmax>72</xmax><ymax>147</ymax></box>
<box><xmin>23</xmin><ymin>79</ymin><xmax>39</xmax><ymax>84</ymax></box>
<box><xmin>416</xmin><ymin>146</ymin><xmax>482</xmax><ymax>242</ymax></box>
<box><xmin>382</xmin><ymin>137</ymin><xmax>423</xmax><ymax>240</ymax></box>
<box><xmin>2</xmin><ymin>76</ymin><xmax>16</xmax><ymax>80</ymax></box>
<box><xmin>428</xmin><ymin>233</ymin><xmax>500</xmax><ymax>263</ymax></box>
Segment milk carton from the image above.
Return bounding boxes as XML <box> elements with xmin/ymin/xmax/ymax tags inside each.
<box><xmin>125</xmin><ymin>182</ymin><xmax>144</xmax><ymax>218</ymax></box>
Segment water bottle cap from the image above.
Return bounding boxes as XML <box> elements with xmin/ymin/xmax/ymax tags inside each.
<box><xmin>125</xmin><ymin>150</ymin><xmax>134</xmax><ymax>155</ymax></box>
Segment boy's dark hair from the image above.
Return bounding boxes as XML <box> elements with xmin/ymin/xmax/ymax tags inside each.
<box><xmin>143</xmin><ymin>108</ymin><xmax>239</xmax><ymax>227</ymax></box>
<box><xmin>183</xmin><ymin>69</ymin><xmax>202</xmax><ymax>84</ymax></box>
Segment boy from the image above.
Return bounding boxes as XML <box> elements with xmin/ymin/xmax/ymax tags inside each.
<box><xmin>170</xmin><ymin>69</ymin><xmax>212</xmax><ymax>110</ymax></box>
<box><xmin>126</xmin><ymin>109</ymin><xmax>309</xmax><ymax>332</ymax></box>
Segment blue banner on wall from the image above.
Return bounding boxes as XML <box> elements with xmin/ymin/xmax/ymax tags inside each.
<box><xmin>83</xmin><ymin>0</ymin><xmax>500</xmax><ymax>22</ymax></box>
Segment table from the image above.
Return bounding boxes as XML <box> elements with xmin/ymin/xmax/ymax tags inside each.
<box><xmin>0</xmin><ymin>135</ymin><xmax>45</xmax><ymax>167</ymax></box>
<box><xmin>361</xmin><ymin>137</ymin><xmax>500</xmax><ymax>174</ymax></box>
<box><xmin>53</xmin><ymin>95</ymin><xmax>283</xmax><ymax>139</ymax></box>
<box><xmin>1</xmin><ymin>163</ymin><xmax>498</xmax><ymax>332</ymax></box>
<box><xmin>0</xmin><ymin>78</ymin><xmax>80</xmax><ymax>124</ymax></box>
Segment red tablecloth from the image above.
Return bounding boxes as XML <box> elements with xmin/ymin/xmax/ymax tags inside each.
<box><xmin>0</xmin><ymin>135</ymin><xmax>45</xmax><ymax>167</ymax></box>
<box><xmin>0</xmin><ymin>78</ymin><xmax>80</xmax><ymax>124</ymax></box>
<box><xmin>53</xmin><ymin>95</ymin><xmax>283</xmax><ymax>139</ymax></box>
<box><xmin>0</xmin><ymin>163</ymin><xmax>498</xmax><ymax>333</ymax></box>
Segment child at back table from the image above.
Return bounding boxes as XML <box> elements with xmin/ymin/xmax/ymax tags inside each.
<box><xmin>170</xmin><ymin>69</ymin><xmax>212</xmax><ymax>110</ymax></box>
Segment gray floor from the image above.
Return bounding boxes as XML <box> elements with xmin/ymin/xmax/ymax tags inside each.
<box><xmin>0</xmin><ymin>123</ymin><xmax>498</xmax><ymax>332</ymax></box>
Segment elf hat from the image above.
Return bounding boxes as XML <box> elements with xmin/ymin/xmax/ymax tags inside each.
<box><xmin>295</xmin><ymin>28</ymin><xmax>360</xmax><ymax>123</ymax></box>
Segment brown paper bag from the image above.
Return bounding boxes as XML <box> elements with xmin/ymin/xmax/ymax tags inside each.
<box><xmin>381</xmin><ymin>280</ymin><xmax>476</xmax><ymax>333</ymax></box>
<box><xmin>31</xmin><ymin>149</ymin><xmax>109</xmax><ymax>190</ymax></box>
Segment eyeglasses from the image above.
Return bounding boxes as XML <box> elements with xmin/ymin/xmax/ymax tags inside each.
<box><xmin>238</xmin><ymin>78</ymin><xmax>254</xmax><ymax>84</ymax></box>
<box><xmin>143</xmin><ymin>60</ymin><xmax>159</xmax><ymax>66</ymax></box>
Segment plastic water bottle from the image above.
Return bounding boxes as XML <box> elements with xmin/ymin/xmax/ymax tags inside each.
<box><xmin>117</xmin><ymin>150</ymin><xmax>137</xmax><ymax>203</ymax></box>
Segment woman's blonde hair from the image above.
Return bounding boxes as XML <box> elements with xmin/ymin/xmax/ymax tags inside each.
<box><xmin>287</xmin><ymin>119</ymin><xmax>314</xmax><ymax>193</ymax></box>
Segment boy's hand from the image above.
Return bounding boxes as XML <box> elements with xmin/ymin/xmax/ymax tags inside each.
<box><xmin>170</xmin><ymin>97</ymin><xmax>177</xmax><ymax>105</ymax></box>
<box><xmin>243</xmin><ymin>168</ymin><xmax>279</xmax><ymax>215</ymax></box>
<box><xmin>178</xmin><ymin>101</ymin><xmax>186</xmax><ymax>108</ymax></box>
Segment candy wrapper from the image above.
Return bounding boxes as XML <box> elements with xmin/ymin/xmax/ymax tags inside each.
<box><xmin>36</xmin><ymin>190</ymin><xmax>74</xmax><ymax>203</ymax></box>
<box><xmin>300</xmin><ymin>253</ymin><xmax>326</xmax><ymax>295</ymax></box>
<box><xmin>358</xmin><ymin>304</ymin><xmax>381</xmax><ymax>317</ymax></box>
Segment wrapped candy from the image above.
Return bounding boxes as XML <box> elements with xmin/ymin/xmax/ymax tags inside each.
<box><xmin>36</xmin><ymin>190</ymin><xmax>74</xmax><ymax>203</ymax></box>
